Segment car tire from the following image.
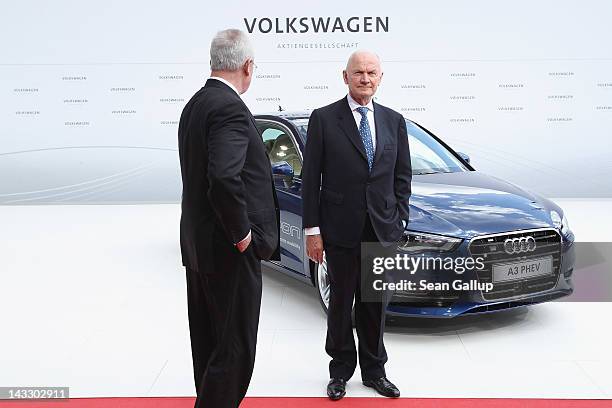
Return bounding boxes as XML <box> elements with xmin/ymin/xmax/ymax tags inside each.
<box><xmin>314</xmin><ymin>253</ymin><xmax>355</xmax><ymax>326</ymax></box>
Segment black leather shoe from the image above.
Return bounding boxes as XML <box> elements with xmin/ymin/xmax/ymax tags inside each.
<box><xmin>327</xmin><ymin>378</ymin><xmax>346</xmax><ymax>400</ymax></box>
<box><xmin>363</xmin><ymin>377</ymin><xmax>400</xmax><ymax>398</ymax></box>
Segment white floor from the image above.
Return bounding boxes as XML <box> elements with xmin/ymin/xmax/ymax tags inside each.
<box><xmin>0</xmin><ymin>199</ymin><xmax>611</xmax><ymax>399</ymax></box>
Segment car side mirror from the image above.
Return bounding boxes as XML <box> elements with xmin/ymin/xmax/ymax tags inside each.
<box><xmin>271</xmin><ymin>161</ymin><xmax>294</xmax><ymax>186</ymax></box>
<box><xmin>457</xmin><ymin>151</ymin><xmax>470</xmax><ymax>164</ymax></box>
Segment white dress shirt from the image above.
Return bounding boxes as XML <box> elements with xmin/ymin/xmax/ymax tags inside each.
<box><xmin>305</xmin><ymin>94</ymin><xmax>377</xmax><ymax>237</ymax></box>
<box><xmin>347</xmin><ymin>93</ymin><xmax>377</xmax><ymax>151</ymax></box>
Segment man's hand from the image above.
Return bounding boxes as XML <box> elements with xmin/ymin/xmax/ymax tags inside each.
<box><xmin>236</xmin><ymin>230</ymin><xmax>252</xmax><ymax>253</ymax></box>
<box><xmin>306</xmin><ymin>234</ymin><xmax>324</xmax><ymax>264</ymax></box>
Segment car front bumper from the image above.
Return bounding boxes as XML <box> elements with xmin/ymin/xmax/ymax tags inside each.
<box><xmin>385</xmin><ymin>228</ymin><xmax>575</xmax><ymax>318</ymax></box>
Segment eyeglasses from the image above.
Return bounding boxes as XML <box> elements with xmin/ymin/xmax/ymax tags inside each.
<box><xmin>351</xmin><ymin>71</ymin><xmax>379</xmax><ymax>79</ymax></box>
<box><xmin>250</xmin><ymin>60</ymin><xmax>258</xmax><ymax>71</ymax></box>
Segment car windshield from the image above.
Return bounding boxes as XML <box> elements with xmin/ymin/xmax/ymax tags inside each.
<box><xmin>291</xmin><ymin>118</ymin><xmax>309</xmax><ymax>140</ymax></box>
<box><xmin>289</xmin><ymin>118</ymin><xmax>469</xmax><ymax>175</ymax></box>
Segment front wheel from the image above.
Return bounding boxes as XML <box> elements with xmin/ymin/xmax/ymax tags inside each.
<box><xmin>313</xmin><ymin>253</ymin><xmax>355</xmax><ymax>324</ymax></box>
<box><xmin>314</xmin><ymin>253</ymin><xmax>331</xmax><ymax>313</ymax></box>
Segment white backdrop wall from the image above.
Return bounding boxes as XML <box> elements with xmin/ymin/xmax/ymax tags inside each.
<box><xmin>1</xmin><ymin>0</ymin><xmax>611</xmax><ymax>203</ymax></box>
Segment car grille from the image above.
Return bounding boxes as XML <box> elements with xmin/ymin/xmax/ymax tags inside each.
<box><xmin>468</xmin><ymin>228</ymin><xmax>562</xmax><ymax>301</ymax></box>
<box><xmin>389</xmin><ymin>289</ymin><xmax>460</xmax><ymax>308</ymax></box>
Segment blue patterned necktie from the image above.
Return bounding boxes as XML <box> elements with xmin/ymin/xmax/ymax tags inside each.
<box><xmin>356</xmin><ymin>106</ymin><xmax>374</xmax><ymax>171</ymax></box>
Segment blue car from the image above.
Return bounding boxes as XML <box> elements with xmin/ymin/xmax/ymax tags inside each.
<box><xmin>254</xmin><ymin>112</ymin><xmax>575</xmax><ymax>318</ymax></box>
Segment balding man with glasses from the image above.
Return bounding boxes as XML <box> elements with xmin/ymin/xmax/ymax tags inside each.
<box><xmin>302</xmin><ymin>50</ymin><xmax>411</xmax><ymax>400</ymax></box>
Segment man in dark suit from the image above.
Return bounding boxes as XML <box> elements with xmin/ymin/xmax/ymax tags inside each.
<box><xmin>178</xmin><ymin>29</ymin><xmax>279</xmax><ymax>408</ymax></box>
<box><xmin>301</xmin><ymin>50</ymin><xmax>411</xmax><ymax>400</ymax></box>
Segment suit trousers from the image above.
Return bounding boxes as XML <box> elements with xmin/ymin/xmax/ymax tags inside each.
<box><xmin>325</xmin><ymin>215</ymin><xmax>389</xmax><ymax>381</ymax></box>
<box><xmin>186</xmin><ymin>234</ymin><xmax>262</xmax><ymax>408</ymax></box>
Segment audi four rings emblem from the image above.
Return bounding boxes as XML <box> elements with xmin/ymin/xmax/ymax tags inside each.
<box><xmin>504</xmin><ymin>236</ymin><xmax>537</xmax><ymax>254</ymax></box>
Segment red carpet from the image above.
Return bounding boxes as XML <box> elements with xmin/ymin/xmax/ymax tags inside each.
<box><xmin>0</xmin><ymin>398</ymin><xmax>611</xmax><ymax>407</ymax></box>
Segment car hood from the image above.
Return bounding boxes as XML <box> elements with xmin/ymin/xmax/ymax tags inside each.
<box><xmin>408</xmin><ymin>171</ymin><xmax>562</xmax><ymax>238</ymax></box>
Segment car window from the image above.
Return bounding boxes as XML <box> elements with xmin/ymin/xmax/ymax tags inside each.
<box><xmin>257</xmin><ymin>121</ymin><xmax>302</xmax><ymax>176</ymax></box>
<box><xmin>405</xmin><ymin>120</ymin><xmax>468</xmax><ymax>174</ymax></box>
<box><xmin>290</xmin><ymin>117</ymin><xmax>468</xmax><ymax>175</ymax></box>
<box><xmin>291</xmin><ymin>118</ymin><xmax>309</xmax><ymax>140</ymax></box>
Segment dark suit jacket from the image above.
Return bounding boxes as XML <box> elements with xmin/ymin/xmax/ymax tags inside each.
<box><xmin>301</xmin><ymin>97</ymin><xmax>411</xmax><ymax>247</ymax></box>
<box><xmin>178</xmin><ymin>79</ymin><xmax>280</xmax><ymax>272</ymax></box>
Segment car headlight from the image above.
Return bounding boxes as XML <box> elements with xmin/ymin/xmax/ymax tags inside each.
<box><xmin>398</xmin><ymin>231</ymin><xmax>462</xmax><ymax>253</ymax></box>
<box><xmin>561</xmin><ymin>213</ymin><xmax>570</xmax><ymax>235</ymax></box>
<box><xmin>550</xmin><ymin>210</ymin><xmax>570</xmax><ymax>235</ymax></box>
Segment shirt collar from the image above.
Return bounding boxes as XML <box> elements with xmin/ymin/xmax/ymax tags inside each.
<box><xmin>208</xmin><ymin>76</ymin><xmax>240</xmax><ymax>96</ymax></box>
<box><xmin>346</xmin><ymin>93</ymin><xmax>374</xmax><ymax>113</ymax></box>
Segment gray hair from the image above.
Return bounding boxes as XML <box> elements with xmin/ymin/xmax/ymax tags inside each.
<box><xmin>210</xmin><ymin>29</ymin><xmax>254</xmax><ymax>71</ymax></box>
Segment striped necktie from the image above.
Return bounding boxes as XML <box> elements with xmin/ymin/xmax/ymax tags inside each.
<box><xmin>356</xmin><ymin>106</ymin><xmax>374</xmax><ymax>171</ymax></box>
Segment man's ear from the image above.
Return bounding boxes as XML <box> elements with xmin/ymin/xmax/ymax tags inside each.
<box><xmin>243</xmin><ymin>59</ymin><xmax>252</xmax><ymax>76</ymax></box>
<box><xmin>342</xmin><ymin>70</ymin><xmax>348</xmax><ymax>85</ymax></box>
